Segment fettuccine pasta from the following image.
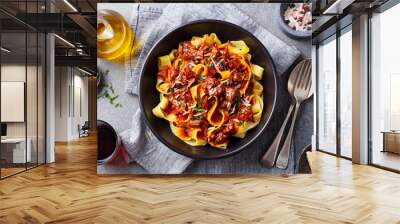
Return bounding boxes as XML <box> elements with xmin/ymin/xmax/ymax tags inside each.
<box><xmin>152</xmin><ymin>33</ymin><xmax>265</xmax><ymax>149</ymax></box>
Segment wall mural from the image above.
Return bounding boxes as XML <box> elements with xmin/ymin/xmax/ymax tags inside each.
<box><xmin>97</xmin><ymin>3</ymin><xmax>313</xmax><ymax>174</ymax></box>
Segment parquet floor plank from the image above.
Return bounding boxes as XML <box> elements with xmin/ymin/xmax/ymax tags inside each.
<box><xmin>1</xmin><ymin>135</ymin><xmax>400</xmax><ymax>223</ymax></box>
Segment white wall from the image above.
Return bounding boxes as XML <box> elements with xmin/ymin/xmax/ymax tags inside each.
<box><xmin>55</xmin><ymin>66</ymin><xmax>69</xmax><ymax>141</ymax></box>
<box><xmin>1</xmin><ymin>63</ymin><xmax>46</xmax><ymax>164</ymax></box>
<box><xmin>54</xmin><ymin>67</ymin><xmax>89</xmax><ymax>141</ymax></box>
<box><xmin>1</xmin><ymin>65</ymin><xmax>38</xmax><ymax>137</ymax></box>
<box><xmin>1</xmin><ymin>65</ymin><xmax>26</xmax><ymax>139</ymax></box>
<box><xmin>72</xmin><ymin>74</ymin><xmax>89</xmax><ymax>138</ymax></box>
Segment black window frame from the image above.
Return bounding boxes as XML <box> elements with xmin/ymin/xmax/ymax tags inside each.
<box><xmin>315</xmin><ymin>23</ymin><xmax>353</xmax><ymax>161</ymax></box>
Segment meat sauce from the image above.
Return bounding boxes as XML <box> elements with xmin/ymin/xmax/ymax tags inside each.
<box><xmin>157</xmin><ymin>39</ymin><xmax>254</xmax><ymax>145</ymax></box>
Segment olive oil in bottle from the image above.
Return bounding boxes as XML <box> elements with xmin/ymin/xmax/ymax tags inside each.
<box><xmin>97</xmin><ymin>9</ymin><xmax>135</xmax><ymax>61</ymax></box>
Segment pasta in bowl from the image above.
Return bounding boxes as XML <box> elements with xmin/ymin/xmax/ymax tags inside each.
<box><xmin>152</xmin><ymin>33</ymin><xmax>265</xmax><ymax>149</ymax></box>
<box><xmin>139</xmin><ymin>20</ymin><xmax>277</xmax><ymax>159</ymax></box>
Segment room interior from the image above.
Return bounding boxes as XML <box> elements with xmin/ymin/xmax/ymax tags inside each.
<box><xmin>0</xmin><ymin>29</ymin><xmax>46</xmax><ymax>177</ymax></box>
<box><xmin>369</xmin><ymin>5</ymin><xmax>400</xmax><ymax>170</ymax></box>
<box><xmin>0</xmin><ymin>0</ymin><xmax>400</xmax><ymax>222</ymax></box>
<box><xmin>313</xmin><ymin>0</ymin><xmax>400</xmax><ymax>172</ymax></box>
<box><xmin>0</xmin><ymin>0</ymin><xmax>95</xmax><ymax>179</ymax></box>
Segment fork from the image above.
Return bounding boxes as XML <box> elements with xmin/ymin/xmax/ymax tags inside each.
<box><xmin>275</xmin><ymin>60</ymin><xmax>312</xmax><ymax>169</ymax></box>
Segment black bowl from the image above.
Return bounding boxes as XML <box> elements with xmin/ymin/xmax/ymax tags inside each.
<box><xmin>139</xmin><ymin>20</ymin><xmax>277</xmax><ymax>159</ymax></box>
<box><xmin>278</xmin><ymin>4</ymin><xmax>312</xmax><ymax>39</ymax></box>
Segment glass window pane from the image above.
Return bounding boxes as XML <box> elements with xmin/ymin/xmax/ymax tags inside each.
<box><xmin>371</xmin><ymin>4</ymin><xmax>400</xmax><ymax>171</ymax></box>
<box><xmin>27</xmin><ymin>31</ymin><xmax>38</xmax><ymax>169</ymax></box>
<box><xmin>339</xmin><ymin>28</ymin><xmax>352</xmax><ymax>158</ymax></box>
<box><xmin>26</xmin><ymin>0</ymin><xmax>39</xmax><ymax>170</ymax></box>
<box><xmin>318</xmin><ymin>36</ymin><xmax>337</xmax><ymax>154</ymax></box>
<box><xmin>1</xmin><ymin>31</ymin><xmax>27</xmax><ymax>177</ymax></box>
<box><xmin>0</xmin><ymin>0</ymin><xmax>46</xmax><ymax>179</ymax></box>
<box><xmin>38</xmin><ymin>33</ymin><xmax>45</xmax><ymax>165</ymax></box>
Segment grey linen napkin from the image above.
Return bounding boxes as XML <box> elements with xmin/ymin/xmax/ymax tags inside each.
<box><xmin>122</xmin><ymin>3</ymin><xmax>301</xmax><ymax>174</ymax></box>
<box><xmin>120</xmin><ymin>109</ymin><xmax>192</xmax><ymax>174</ymax></box>
<box><xmin>125</xmin><ymin>4</ymin><xmax>164</xmax><ymax>94</ymax></box>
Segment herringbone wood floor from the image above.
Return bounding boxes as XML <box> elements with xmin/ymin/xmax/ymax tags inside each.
<box><xmin>1</xmin><ymin>135</ymin><xmax>400</xmax><ymax>224</ymax></box>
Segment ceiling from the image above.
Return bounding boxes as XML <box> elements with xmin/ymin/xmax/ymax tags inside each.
<box><xmin>0</xmin><ymin>0</ymin><xmax>98</xmax><ymax>72</ymax></box>
<box><xmin>311</xmin><ymin>0</ymin><xmax>390</xmax><ymax>43</ymax></box>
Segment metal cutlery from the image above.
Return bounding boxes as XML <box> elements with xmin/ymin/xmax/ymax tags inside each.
<box><xmin>275</xmin><ymin>59</ymin><xmax>312</xmax><ymax>169</ymax></box>
<box><xmin>260</xmin><ymin>61</ymin><xmax>300</xmax><ymax>168</ymax></box>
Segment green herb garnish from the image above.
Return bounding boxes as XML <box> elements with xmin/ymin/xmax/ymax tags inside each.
<box><xmin>191</xmin><ymin>115</ymin><xmax>204</xmax><ymax>120</ymax></box>
<box><xmin>194</xmin><ymin>108</ymin><xmax>206</xmax><ymax>113</ymax></box>
<box><xmin>98</xmin><ymin>77</ymin><xmax>123</xmax><ymax>108</ymax></box>
<box><xmin>194</xmin><ymin>100</ymin><xmax>205</xmax><ymax>113</ymax></box>
<box><xmin>233</xmin><ymin>92</ymin><xmax>241</xmax><ymax>107</ymax></box>
<box><xmin>199</xmin><ymin>74</ymin><xmax>206</xmax><ymax>81</ymax></box>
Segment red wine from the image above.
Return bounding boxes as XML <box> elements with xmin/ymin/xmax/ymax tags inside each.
<box><xmin>97</xmin><ymin>120</ymin><xmax>117</xmax><ymax>161</ymax></box>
